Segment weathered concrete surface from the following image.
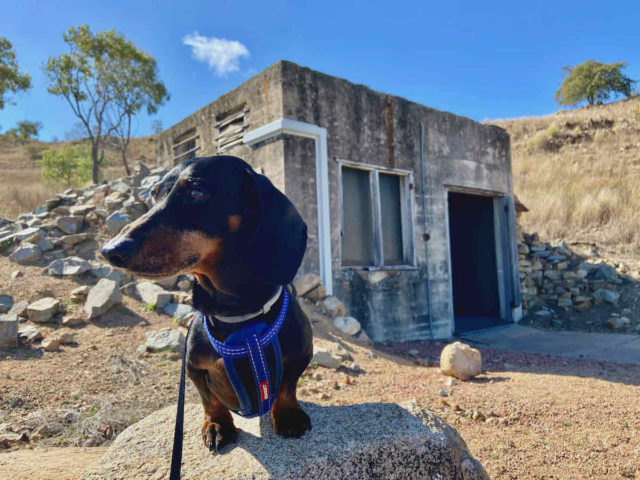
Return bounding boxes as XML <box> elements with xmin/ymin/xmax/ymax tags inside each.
<box><xmin>82</xmin><ymin>401</ymin><xmax>488</xmax><ymax>480</ymax></box>
<box><xmin>462</xmin><ymin>324</ymin><xmax>640</xmax><ymax>365</ymax></box>
<box><xmin>280</xmin><ymin>61</ymin><xmax>516</xmax><ymax>342</ymax></box>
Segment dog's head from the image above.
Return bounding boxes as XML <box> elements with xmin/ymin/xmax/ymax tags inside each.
<box><xmin>100</xmin><ymin>156</ymin><xmax>307</xmax><ymax>291</ymax></box>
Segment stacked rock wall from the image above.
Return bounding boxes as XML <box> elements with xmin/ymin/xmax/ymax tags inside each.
<box><xmin>517</xmin><ymin>226</ymin><xmax>624</xmax><ymax>316</ymax></box>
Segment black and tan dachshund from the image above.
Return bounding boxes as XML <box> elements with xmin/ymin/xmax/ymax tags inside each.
<box><xmin>101</xmin><ymin>155</ymin><xmax>313</xmax><ymax>451</ymax></box>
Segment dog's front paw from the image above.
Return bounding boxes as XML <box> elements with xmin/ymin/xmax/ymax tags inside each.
<box><xmin>273</xmin><ymin>406</ymin><xmax>311</xmax><ymax>438</ymax></box>
<box><xmin>202</xmin><ymin>420</ymin><xmax>238</xmax><ymax>452</ymax></box>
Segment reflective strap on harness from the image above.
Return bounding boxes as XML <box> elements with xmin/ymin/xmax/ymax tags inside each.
<box><xmin>202</xmin><ymin>287</ymin><xmax>289</xmax><ymax>359</ymax></box>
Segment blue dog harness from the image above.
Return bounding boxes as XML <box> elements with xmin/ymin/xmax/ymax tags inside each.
<box><xmin>202</xmin><ymin>287</ymin><xmax>289</xmax><ymax>418</ymax></box>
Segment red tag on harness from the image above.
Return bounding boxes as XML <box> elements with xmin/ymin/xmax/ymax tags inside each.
<box><xmin>259</xmin><ymin>381</ymin><xmax>270</xmax><ymax>401</ymax></box>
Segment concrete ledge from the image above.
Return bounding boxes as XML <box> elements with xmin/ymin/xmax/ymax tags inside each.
<box><xmin>82</xmin><ymin>401</ymin><xmax>488</xmax><ymax>480</ymax></box>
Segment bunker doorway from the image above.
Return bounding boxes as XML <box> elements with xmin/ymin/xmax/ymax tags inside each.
<box><xmin>448</xmin><ymin>191</ymin><xmax>508</xmax><ymax>334</ymax></box>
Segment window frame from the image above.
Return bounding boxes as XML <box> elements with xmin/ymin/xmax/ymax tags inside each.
<box><xmin>216</xmin><ymin>106</ymin><xmax>249</xmax><ymax>153</ymax></box>
<box><xmin>172</xmin><ymin>128</ymin><xmax>200</xmax><ymax>163</ymax></box>
<box><xmin>338</xmin><ymin>159</ymin><xmax>416</xmax><ymax>270</ymax></box>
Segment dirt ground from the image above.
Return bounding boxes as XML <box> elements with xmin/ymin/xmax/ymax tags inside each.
<box><xmin>1</xmin><ymin>256</ymin><xmax>639</xmax><ymax>479</ymax></box>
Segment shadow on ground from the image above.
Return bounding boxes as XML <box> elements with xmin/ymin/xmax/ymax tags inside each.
<box><xmin>375</xmin><ymin>338</ymin><xmax>640</xmax><ymax>387</ymax></box>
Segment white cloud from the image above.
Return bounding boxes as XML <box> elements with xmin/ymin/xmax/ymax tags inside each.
<box><xmin>182</xmin><ymin>32</ymin><xmax>250</xmax><ymax>76</ymax></box>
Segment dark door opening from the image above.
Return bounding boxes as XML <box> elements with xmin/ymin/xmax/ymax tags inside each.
<box><xmin>448</xmin><ymin>192</ymin><xmax>505</xmax><ymax>334</ymax></box>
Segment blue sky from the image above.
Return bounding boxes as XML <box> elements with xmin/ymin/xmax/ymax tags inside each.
<box><xmin>1</xmin><ymin>0</ymin><xmax>638</xmax><ymax>141</ymax></box>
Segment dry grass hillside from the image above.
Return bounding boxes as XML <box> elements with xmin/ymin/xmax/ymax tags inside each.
<box><xmin>0</xmin><ymin>135</ymin><xmax>158</xmax><ymax>220</ymax></box>
<box><xmin>491</xmin><ymin>97</ymin><xmax>640</xmax><ymax>257</ymax></box>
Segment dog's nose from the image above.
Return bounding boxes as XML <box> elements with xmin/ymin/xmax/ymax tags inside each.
<box><xmin>101</xmin><ymin>239</ymin><xmax>137</xmax><ymax>268</ymax></box>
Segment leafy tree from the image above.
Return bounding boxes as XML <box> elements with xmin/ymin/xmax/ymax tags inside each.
<box><xmin>8</xmin><ymin>120</ymin><xmax>42</xmax><ymax>140</ymax></box>
<box><xmin>37</xmin><ymin>144</ymin><xmax>93</xmax><ymax>187</ymax></box>
<box><xmin>0</xmin><ymin>37</ymin><xmax>32</xmax><ymax>110</ymax></box>
<box><xmin>110</xmin><ymin>51</ymin><xmax>169</xmax><ymax>175</ymax></box>
<box><xmin>43</xmin><ymin>25</ymin><xmax>168</xmax><ymax>183</ymax></box>
<box><xmin>555</xmin><ymin>60</ymin><xmax>636</xmax><ymax>107</ymax></box>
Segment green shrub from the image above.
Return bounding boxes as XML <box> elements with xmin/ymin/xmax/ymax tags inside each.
<box><xmin>37</xmin><ymin>144</ymin><xmax>93</xmax><ymax>187</ymax></box>
<box><xmin>546</xmin><ymin>123</ymin><xmax>558</xmax><ymax>137</ymax></box>
<box><xmin>593</xmin><ymin>130</ymin><xmax>608</xmax><ymax>143</ymax></box>
<box><xmin>528</xmin><ymin>123</ymin><xmax>561</xmax><ymax>152</ymax></box>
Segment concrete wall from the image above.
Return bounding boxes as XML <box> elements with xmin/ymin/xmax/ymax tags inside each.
<box><xmin>278</xmin><ymin>61</ymin><xmax>514</xmax><ymax>341</ymax></box>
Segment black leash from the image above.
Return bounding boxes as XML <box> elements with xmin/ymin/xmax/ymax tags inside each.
<box><xmin>169</xmin><ymin>322</ymin><xmax>190</xmax><ymax>480</ymax></box>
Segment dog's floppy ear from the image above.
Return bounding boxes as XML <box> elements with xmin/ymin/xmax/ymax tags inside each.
<box><xmin>241</xmin><ymin>168</ymin><xmax>307</xmax><ymax>285</ymax></box>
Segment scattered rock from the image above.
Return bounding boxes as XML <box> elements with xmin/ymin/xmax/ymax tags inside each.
<box><xmin>84</xmin><ymin>279</ymin><xmax>123</xmax><ymax>319</ymax></box>
<box><xmin>91</xmin><ymin>265</ymin><xmax>124</xmax><ymax>284</ymax></box>
<box><xmin>106</xmin><ymin>211</ymin><xmax>131</xmax><ymax>235</ymax></box>
<box><xmin>437</xmin><ymin>389</ymin><xmax>448</xmax><ymax>397</ymax></box>
<box><xmin>594</xmin><ymin>289</ymin><xmax>620</xmax><ymax>305</ymax></box>
<box><xmin>47</xmin><ymin>256</ymin><xmax>91</xmax><ymax>276</ymax></box>
<box><xmin>68</xmin><ymin>205</ymin><xmax>95</xmax><ymax>216</ymax></box>
<box><xmin>605</xmin><ymin>316</ymin><xmax>631</xmax><ymax>330</ymax></box>
<box><xmin>39</xmin><ymin>237</ymin><xmax>55</xmax><ymax>252</ymax></box>
<box><xmin>163</xmin><ymin>303</ymin><xmax>195</xmax><ymax>319</ymax></box>
<box><xmin>27</xmin><ymin>297</ymin><xmax>60</xmax><ymax>323</ymax></box>
<box><xmin>104</xmin><ymin>193</ymin><xmax>127</xmax><ymax>212</ymax></box>
<box><xmin>135</xmin><ymin>282</ymin><xmax>172</xmax><ymax>308</ymax></box>
<box><xmin>110</xmin><ymin>179</ymin><xmax>131</xmax><ymax>194</ymax></box>
<box><xmin>10</xmin><ymin>270</ymin><xmax>22</xmax><ymax>280</ymax></box>
<box><xmin>7</xmin><ymin>300</ymin><xmax>28</xmax><ymax>318</ymax></box>
<box><xmin>312</xmin><ymin>349</ymin><xmax>343</xmax><ymax>369</ymax></box>
<box><xmin>9</xmin><ymin>243</ymin><xmax>42</xmax><ymax>264</ymax></box>
<box><xmin>176</xmin><ymin>276</ymin><xmax>193</xmax><ymax>291</ymax></box>
<box><xmin>0</xmin><ymin>432</ymin><xmax>29</xmax><ymax>448</ymax></box>
<box><xmin>62</xmin><ymin>315</ymin><xmax>86</xmax><ymax>327</ymax></box>
<box><xmin>82</xmin><ymin>401</ymin><xmax>489</xmax><ymax>480</ymax></box>
<box><xmin>172</xmin><ymin>291</ymin><xmax>192</xmax><ymax>305</ymax></box>
<box><xmin>56</xmin><ymin>216</ymin><xmax>83</xmax><ymax>234</ymax></box>
<box><xmin>57</xmin><ymin>332</ymin><xmax>75</xmax><ymax>345</ymax></box>
<box><xmin>154</xmin><ymin>276</ymin><xmax>178</xmax><ymax>290</ymax></box>
<box><xmin>140</xmin><ymin>174</ymin><xmax>162</xmax><ymax>188</ymax></box>
<box><xmin>18</xmin><ymin>325</ymin><xmax>42</xmax><ymax>344</ymax></box>
<box><xmin>145</xmin><ymin>329</ymin><xmax>185</xmax><ymax>353</ymax></box>
<box><xmin>332</xmin><ymin>316</ymin><xmax>361</xmax><ymax>336</ymax></box>
<box><xmin>16</xmin><ymin>227</ymin><xmax>45</xmax><ymax>244</ymax></box>
<box><xmin>0</xmin><ymin>314</ymin><xmax>18</xmax><ymax>348</ymax></box>
<box><xmin>134</xmin><ymin>162</ymin><xmax>150</xmax><ymax>180</ymax></box>
<box><xmin>42</xmin><ymin>337</ymin><xmax>61</xmax><ymax>351</ymax></box>
<box><xmin>573</xmin><ymin>301</ymin><xmax>592</xmax><ymax>313</ymax></box>
<box><xmin>70</xmin><ymin>286</ymin><xmax>91</xmax><ymax>302</ymax></box>
<box><xmin>0</xmin><ymin>295</ymin><xmax>13</xmax><ymax>314</ymax></box>
<box><xmin>305</xmin><ymin>284</ymin><xmax>327</xmax><ymax>301</ymax></box>
<box><xmin>440</xmin><ymin>342</ymin><xmax>482</xmax><ymax>381</ymax></box>
<box><xmin>56</xmin><ymin>233</ymin><xmax>93</xmax><ymax>248</ymax></box>
<box><xmin>121</xmin><ymin>281</ymin><xmax>138</xmax><ymax>297</ymax></box>
<box><xmin>321</xmin><ymin>295</ymin><xmax>346</xmax><ymax>318</ymax></box>
<box><xmin>293</xmin><ymin>274</ymin><xmax>322</xmax><ymax>296</ymax></box>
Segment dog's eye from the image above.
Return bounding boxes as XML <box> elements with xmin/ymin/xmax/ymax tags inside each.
<box><xmin>189</xmin><ymin>189</ymin><xmax>204</xmax><ymax>200</ymax></box>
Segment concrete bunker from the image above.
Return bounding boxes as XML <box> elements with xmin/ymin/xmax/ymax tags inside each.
<box><xmin>156</xmin><ymin>60</ymin><xmax>522</xmax><ymax>342</ymax></box>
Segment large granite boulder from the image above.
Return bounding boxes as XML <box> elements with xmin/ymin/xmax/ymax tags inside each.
<box><xmin>82</xmin><ymin>401</ymin><xmax>488</xmax><ymax>480</ymax></box>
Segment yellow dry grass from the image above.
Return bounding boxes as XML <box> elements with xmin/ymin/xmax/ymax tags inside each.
<box><xmin>0</xmin><ymin>135</ymin><xmax>157</xmax><ymax>219</ymax></box>
<box><xmin>490</xmin><ymin>96</ymin><xmax>640</xmax><ymax>256</ymax></box>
